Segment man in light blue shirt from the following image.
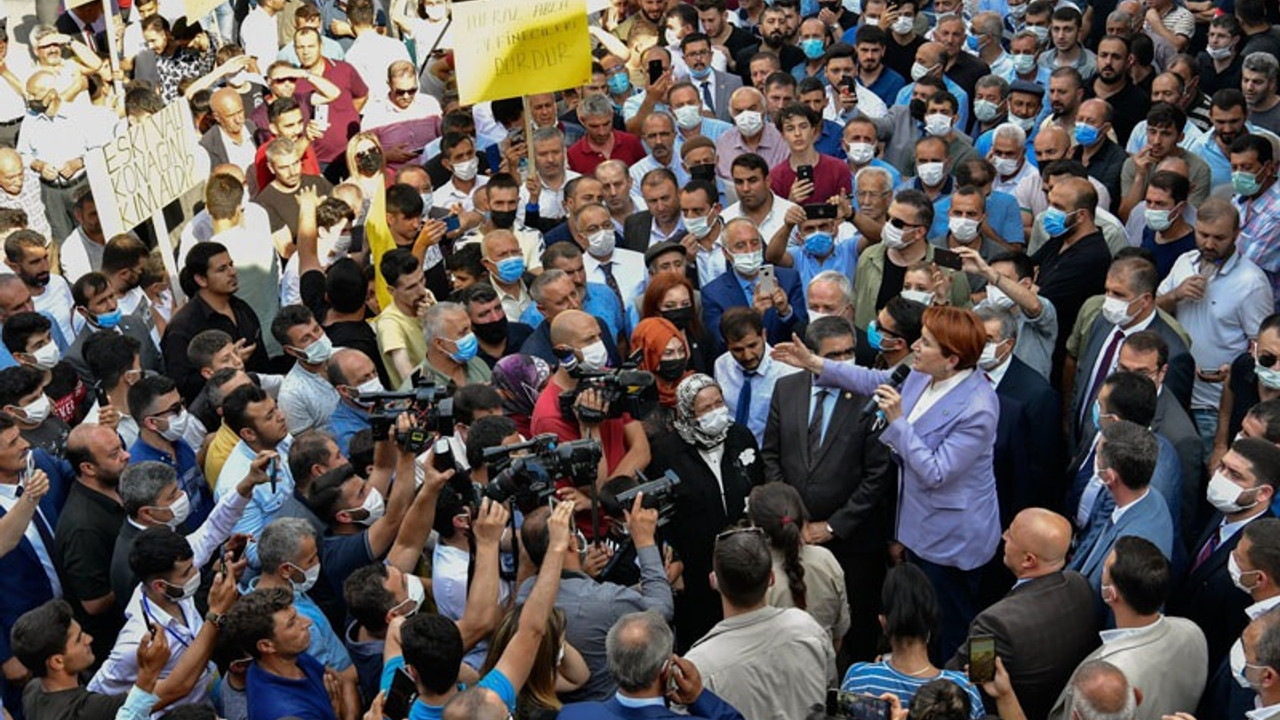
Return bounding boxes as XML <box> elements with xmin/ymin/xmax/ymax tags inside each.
<box><xmin>215</xmin><ymin>384</ymin><xmax>295</xmax><ymax>566</ymax></box>
<box><xmin>764</xmin><ymin>201</ymin><xmax>859</xmax><ymax>288</ymax></box>
<box><xmin>521</xmin><ymin>242</ymin><xmax>628</xmax><ymax>343</ymax></box>
<box><xmin>713</xmin><ymin>308</ymin><xmax>802</xmax><ymax>443</ymax></box>
<box><xmin>894</xmin><ymin>43</ymin><xmax>971</xmax><ymax>131</ymax></box>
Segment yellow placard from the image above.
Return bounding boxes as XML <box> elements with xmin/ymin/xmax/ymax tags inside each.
<box><xmin>84</xmin><ymin>101</ymin><xmax>202</xmax><ymax>237</ymax></box>
<box><xmin>452</xmin><ymin>0</ymin><xmax>593</xmax><ymax>106</ymax></box>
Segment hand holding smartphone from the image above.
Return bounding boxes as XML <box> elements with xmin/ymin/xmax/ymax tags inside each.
<box><xmin>933</xmin><ymin>248</ymin><xmax>963</xmax><ymax>270</ymax></box>
<box><xmin>968</xmin><ymin>634</ymin><xmax>997</xmax><ymax>684</ymax></box>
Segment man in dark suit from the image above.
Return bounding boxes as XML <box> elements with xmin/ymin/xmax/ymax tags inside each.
<box><xmin>0</xmin><ymin>417</ymin><xmax>61</xmax><ymax>716</ymax></box>
<box><xmin>976</xmin><ymin>305</ymin><xmax>1064</xmax><ymax>522</ymax></box>
<box><xmin>622</xmin><ymin>169</ymin><xmax>684</xmax><ymax>252</ymax></box>
<box><xmin>949</xmin><ymin>509</ymin><xmax>1098</xmax><ymax>720</ymax></box>
<box><xmin>702</xmin><ymin>218</ymin><xmax>806</xmax><ymax>350</ymax></box>
<box><xmin>559</xmin><ymin>611</ymin><xmax>745</xmax><ymax>720</ymax></box>
<box><xmin>65</xmin><ymin>274</ymin><xmax>164</xmax><ymax>386</ymax></box>
<box><xmin>762</xmin><ymin>316</ymin><xmax>894</xmax><ymax>661</ymax></box>
<box><xmin>200</xmin><ymin>89</ymin><xmax>261</xmax><ymax>195</ymax></box>
<box><xmin>681</xmin><ymin>33</ymin><xmax>744</xmax><ymax>122</ymax></box>
<box><xmin>1066</xmin><ymin>255</ymin><xmax>1194</xmax><ymax>448</ymax></box>
<box><xmin>1170</xmin><ymin>438</ymin><xmax>1280</xmax><ymax>671</ymax></box>
<box><xmin>1119</xmin><ymin>331</ymin><xmax>1204</xmax><ymax>540</ymax></box>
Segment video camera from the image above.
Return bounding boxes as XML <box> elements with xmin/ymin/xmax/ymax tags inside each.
<box><xmin>599</xmin><ymin>470</ymin><xmax>681</xmax><ymax>526</ymax></box>
<box><xmin>481</xmin><ymin>434</ymin><xmax>603</xmax><ymax>510</ymax></box>
<box><xmin>558</xmin><ymin>368</ymin><xmax>657</xmax><ymax>423</ymax></box>
<box><xmin>360</xmin><ymin>381</ymin><xmax>454</xmax><ymax>453</ymax></box>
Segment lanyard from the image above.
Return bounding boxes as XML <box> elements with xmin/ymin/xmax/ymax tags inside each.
<box><xmin>141</xmin><ymin>594</ymin><xmax>192</xmax><ymax>650</ymax></box>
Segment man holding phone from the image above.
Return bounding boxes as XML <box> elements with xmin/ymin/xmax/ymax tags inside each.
<box><xmin>702</xmin><ymin>218</ymin><xmax>807</xmax><ymax>350</ymax></box>
<box><xmin>765</xmin><ymin>202</ymin><xmax>858</xmax><ymax>287</ymax></box>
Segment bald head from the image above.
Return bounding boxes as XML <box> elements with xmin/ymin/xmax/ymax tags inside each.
<box><xmin>0</xmin><ymin>275</ymin><xmax>31</xmax><ymax>321</ymax></box>
<box><xmin>0</xmin><ymin>149</ymin><xmax>21</xmax><ymax>174</ymax></box>
<box><xmin>1004</xmin><ymin>508</ymin><xmax>1072</xmax><ymax>577</ymax></box>
<box><xmin>1071</xmin><ymin>661</ymin><xmax>1135</xmax><ymax>720</ymax></box>
<box><xmin>212</xmin><ymin>163</ymin><xmax>246</xmax><ymax>185</ymax></box>
<box><xmin>1154</xmin><ymin>155</ymin><xmax>1190</xmax><ymax>178</ymax></box>
<box><xmin>550</xmin><ymin>308</ymin><xmax>595</xmax><ymax>346</ymax></box>
<box><xmin>442</xmin><ymin>687</ymin><xmax>508</xmax><ymax>720</ymax></box>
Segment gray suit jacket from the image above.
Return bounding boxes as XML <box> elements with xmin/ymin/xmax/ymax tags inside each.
<box><xmin>1152</xmin><ymin>388</ymin><xmax>1204</xmax><ymax>542</ymax></box>
<box><xmin>199</xmin><ymin>122</ymin><xmax>260</xmax><ymax>194</ymax></box>
<box><xmin>1048</xmin><ymin>616</ymin><xmax>1207</xmax><ymax>720</ymax></box>
<box><xmin>64</xmin><ymin>316</ymin><xmax>164</xmax><ymax>386</ymax></box>
<box><xmin>707</xmin><ymin>70</ymin><xmax>744</xmax><ymax>123</ymax></box>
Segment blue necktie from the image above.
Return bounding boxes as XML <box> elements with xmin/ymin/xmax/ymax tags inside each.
<box><xmin>735</xmin><ymin>373</ymin><xmax>754</xmax><ymax>426</ymax></box>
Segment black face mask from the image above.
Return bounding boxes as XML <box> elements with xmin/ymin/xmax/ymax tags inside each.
<box><xmin>26</xmin><ymin>99</ymin><xmax>47</xmax><ymax>115</ymax></box>
<box><xmin>490</xmin><ymin>209</ymin><xmax>517</xmax><ymax>229</ymax></box>
<box><xmin>909</xmin><ymin>98</ymin><xmax>927</xmax><ymax>122</ymax></box>
<box><xmin>660</xmin><ymin>306</ymin><xmax>694</xmax><ymax>331</ymax></box>
<box><xmin>656</xmin><ymin>357</ymin><xmax>688</xmax><ymax>381</ymax></box>
<box><xmin>689</xmin><ymin>163</ymin><xmax>716</xmax><ymax>182</ymax></box>
<box><xmin>356</xmin><ymin>149</ymin><xmax>383</xmax><ymax>175</ymax></box>
<box><xmin>473</xmin><ymin>315</ymin><xmax>508</xmax><ymax>345</ymax></box>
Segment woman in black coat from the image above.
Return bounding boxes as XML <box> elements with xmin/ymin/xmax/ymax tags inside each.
<box><xmin>648</xmin><ymin>373</ymin><xmax>764</xmax><ymax>651</ymax></box>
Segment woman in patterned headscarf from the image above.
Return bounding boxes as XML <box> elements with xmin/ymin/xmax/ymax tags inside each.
<box><xmin>649</xmin><ymin>373</ymin><xmax>764</xmax><ymax>649</ymax></box>
<box><xmin>491</xmin><ymin>354</ymin><xmax>552</xmax><ymax>438</ymax></box>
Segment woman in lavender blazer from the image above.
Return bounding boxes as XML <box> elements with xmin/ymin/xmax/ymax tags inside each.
<box><xmin>772</xmin><ymin>306</ymin><xmax>1001</xmax><ymax>661</ymax></box>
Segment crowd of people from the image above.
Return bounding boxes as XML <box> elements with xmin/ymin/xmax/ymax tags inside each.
<box><xmin>2</xmin><ymin>0</ymin><xmax>1280</xmax><ymax>717</ymax></box>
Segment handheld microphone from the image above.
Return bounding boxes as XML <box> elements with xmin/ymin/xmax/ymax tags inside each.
<box><xmin>861</xmin><ymin>365</ymin><xmax>911</xmax><ymax>418</ymax></box>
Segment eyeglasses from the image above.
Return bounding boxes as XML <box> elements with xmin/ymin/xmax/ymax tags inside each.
<box><xmin>392</xmin><ymin>87</ymin><xmax>418</xmax><ymax>97</ymax></box>
<box><xmin>887</xmin><ymin>216</ymin><xmax>924</xmax><ymax>229</ymax></box>
<box><xmin>821</xmin><ymin>346</ymin><xmax>856</xmax><ymax>360</ymax></box>
<box><xmin>1258</xmin><ymin>352</ymin><xmax>1278</xmax><ymax>369</ymax></box>
<box><xmin>715</xmin><ymin>525</ymin><xmax>765</xmax><ymax>543</ymax></box>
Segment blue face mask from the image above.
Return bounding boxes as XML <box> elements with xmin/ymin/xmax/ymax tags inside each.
<box><xmin>866</xmin><ymin>320</ymin><xmax>886</xmax><ymax>351</ymax></box>
<box><xmin>966</xmin><ymin>35</ymin><xmax>981</xmax><ymax>52</ymax></box>
<box><xmin>607</xmin><ymin>73</ymin><xmax>631</xmax><ymax>95</ymax></box>
<box><xmin>1074</xmin><ymin>122</ymin><xmax>1100</xmax><ymax>146</ymax></box>
<box><xmin>95</xmin><ymin>308</ymin><xmax>123</xmax><ymax>329</ymax></box>
<box><xmin>804</xmin><ymin>231</ymin><xmax>834</xmax><ymax>257</ymax></box>
<box><xmin>689</xmin><ymin>65</ymin><xmax>712</xmax><ymax>80</ymax></box>
<box><xmin>448</xmin><ymin>332</ymin><xmax>479</xmax><ymax>363</ymax></box>
<box><xmin>495</xmin><ymin>256</ymin><xmax>526</xmax><ymax>284</ymax></box>
<box><xmin>800</xmin><ymin>38</ymin><xmax>825</xmax><ymax>59</ymax></box>
<box><xmin>1233</xmin><ymin>170</ymin><xmax>1262</xmax><ymax>197</ymax></box>
<box><xmin>1042</xmin><ymin>207</ymin><xmax>1074</xmax><ymax>238</ymax></box>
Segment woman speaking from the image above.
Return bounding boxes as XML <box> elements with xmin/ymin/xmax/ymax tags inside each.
<box><xmin>772</xmin><ymin>305</ymin><xmax>999</xmax><ymax>661</ymax></box>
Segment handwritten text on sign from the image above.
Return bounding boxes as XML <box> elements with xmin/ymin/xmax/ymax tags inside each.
<box><xmin>85</xmin><ymin>101</ymin><xmax>202</xmax><ymax>236</ymax></box>
<box><xmin>453</xmin><ymin>0</ymin><xmax>592</xmax><ymax>106</ymax></box>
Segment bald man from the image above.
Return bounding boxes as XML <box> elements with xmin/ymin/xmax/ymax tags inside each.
<box><xmin>529</xmin><ymin>309</ymin><xmax>649</xmax><ymax>502</ymax></box>
<box><xmin>1069</xmin><ymin>660</ymin><xmax>1137</xmax><ymax>720</ymax></box>
<box><xmin>199</xmin><ymin>88</ymin><xmax>260</xmax><ymax>192</ymax></box>
<box><xmin>948</xmin><ymin>509</ymin><xmax>1099</xmax><ymax>720</ymax></box>
<box><xmin>0</xmin><ymin>148</ymin><xmax>52</xmax><ymax>242</ymax></box>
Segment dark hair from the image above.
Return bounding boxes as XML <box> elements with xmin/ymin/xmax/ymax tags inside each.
<box><xmin>520</xmin><ymin>506</ymin><xmax>553</xmax><ymax>568</ymax></box>
<box><xmin>10</xmin><ymin>600</ymin><xmax>75</xmax><ymax>678</ymax></box>
<box><xmin>1102</xmin><ymin>371</ymin><xmax>1158</xmax><ymax>426</ymax></box>
<box><xmin>680</xmin><ymin>31</ymin><xmax>711</xmax><ymax>52</ymax></box>
<box><xmin>1243</xmin><ymin>518</ymin><xmax>1280</xmax><ymax>580</ymax></box>
<box><xmin>1230</xmin><ymin>133</ymin><xmax>1275</xmax><ymax>164</ymax></box>
<box><xmin>188</xmin><ymin>329</ymin><xmax>234</xmax><ymax>370</ymax></box>
<box><xmin>1098</xmin><ymin>420</ymin><xmax>1159</xmax><ymax>491</ymax></box>
<box><xmin>883</xmin><ymin>296</ymin><xmax>926</xmax><ymax>345</ymax></box>
<box><xmin>1233</xmin><ymin>437</ymin><xmax>1280</xmax><ymax>490</ymax></box>
<box><xmin>222</xmin><ymin>383</ymin><xmax>269</xmax><ymax>436</ymax></box>
<box><xmin>453</xmin><ymin>384</ymin><xmax>503</xmax><ymax>426</ymax></box>
<box><xmin>346</xmin><ymin>0</ymin><xmax>375</xmax><ymax>25</ymax></box>
<box><xmin>1146</xmin><ymin>101</ymin><xmax>1186</xmax><ymax>132</ymax></box>
<box><xmin>181</xmin><ymin>241</ymin><xmax>229</xmax><ymax>296</ymax></box>
<box><xmin>224</xmin><ymin>587</ymin><xmax>294</xmax><ymax>659</ymax></box>
<box><xmin>345</xmin><ymin>563</ymin><xmax>396</xmax><ymax>635</ymax></box>
<box><xmin>1</xmin><ymin>311</ymin><xmax>51</xmax><ymax>355</ymax></box>
<box><xmin>287</xmin><ymin>429</ymin><xmax>335</xmax><ymax>491</ymax></box>
<box><xmin>926</xmin><ymin>90</ymin><xmax>960</xmax><ymax>116</ymax></box>
<box><xmin>855</xmin><ymin>24</ymin><xmax>887</xmax><ymax>46</ymax></box>
<box><xmin>402</xmin><ymin>613</ymin><xmax>466</xmax><ymax>694</ymax></box>
<box><xmin>465</xmin><ymin>414</ymin><xmax>519</xmax><ymax>469</ymax></box>
<box><xmin>747</xmin><ymin>483</ymin><xmax>809</xmax><ymax>610</ymax></box>
<box><xmin>0</xmin><ymin>364</ymin><xmax>44</xmax><ymax>408</ymax></box>
<box><xmin>988</xmin><ymin>251</ymin><xmax>1034</xmax><ymax>281</ymax></box>
<box><xmin>894</xmin><ymin>189</ymin><xmax>935</xmax><ymax>230</ymax></box>
<box><xmin>128</xmin><ymin>526</ymin><xmax>195</xmax><ymax>583</ymax></box>
<box><xmin>448</xmin><ymin>244</ymin><xmax>487</xmax><ymax>287</ymax></box>
<box><xmin>713</xmin><ymin>528</ymin><xmax>773</xmax><ymax>607</ymax></box>
<box><xmin>127</xmin><ymin>373</ymin><xmax>177</xmax><ymax>421</ymax></box>
<box><xmin>881</xmin><ymin>563</ymin><xmax>938</xmax><ymax>641</ymax></box>
<box><xmin>72</xmin><ymin>271</ymin><xmax>111</xmax><ymax>308</ymax></box>
<box><xmin>270</xmin><ymin>304</ymin><xmax>316</xmax><ymax>347</ymax></box>
<box><xmin>380</xmin><ymin>248</ymin><xmax>420</xmax><ymax>289</ymax></box>
<box><xmin>325</xmin><ymin>258</ymin><xmax>368</xmax><ymax>314</ymax></box>
<box><xmin>102</xmin><ymin>234</ymin><xmax>148</xmax><ymax>275</ymax></box>
<box><xmin>1109</xmin><ymin>535</ymin><xmax>1170</xmax><ymax>614</ymax></box>
<box><xmin>305</xmin><ymin>463</ymin><xmax>360</xmax><ymax>522</ymax></box>
<box><xmin>268</xmin><ymin>95</ymin><xmax>301</xmax><ymax>124</ymax></box>
<box><xmin>1121</xmin><ymin>330</ymin><xmax>1169</xmax><ymax>368</ymax></box>
<box><xmin>720</xmin><ymin>307</ymin><xmax>764</xmax><ymax>344</ymax></box>
<box><xmin>730</xmin><ymin>152</ymin><xmax>770</xmax><ymax>177</ymax></box>
<box><xmin>911</xmin><ymin>679</ymin><xmax>972</xmax><ymax>720</ymax></box>
<box><xmin>774</xmin><ymin>102</ymin><xmax>821</xmax><ymax>133</ymax></box>
<box><xmin>1212</xmin><ymin>87</ymin><xmax>1247</xmax><ymax>114</ymax></box>
<box><xmin>1246</xmin><ymin>400</ymin><xmax>1280</xmax><ymax>444</ymax></box>
<box><xmin>386</xmin><ymin>183</ymin><xmax>425</xmax><ymax>219</ymax></box>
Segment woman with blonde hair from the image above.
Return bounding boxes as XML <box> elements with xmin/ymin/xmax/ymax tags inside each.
<box><xmin>480</xmin><ymin>606</ymin><xmax>588</xmax><ymax>719</ymax></box>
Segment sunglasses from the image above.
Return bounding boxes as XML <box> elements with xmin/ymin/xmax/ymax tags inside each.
<box><xmin>1259</xmin><ymin>352</ymin><xmax>1278</xmax><ymax>369</ymax></box>
<box><xmin>887</xmin><ymin>216</ymin><xmax>924</xmax><ymax>229</ymax></box>
<box><xmin>392</xmin><ymin>87</ymin><xmax>418</xmax><ymax>97</ymax></box>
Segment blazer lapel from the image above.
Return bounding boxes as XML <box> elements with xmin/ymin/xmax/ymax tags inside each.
<box><xmin>909</xmin><ymin>372</ymin><xmax>978</xmax><ymax>438</ymax></box>
<box><xmin>812</xmin><ymin>389</ymin><xmax>860</xmax><ymax>468</ymax></box>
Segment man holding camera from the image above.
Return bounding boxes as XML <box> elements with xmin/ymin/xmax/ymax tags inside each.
<box><xmin>531</xmin><ymin>309</ymin><xmax>650</xmax><ymax>495</ymax></box>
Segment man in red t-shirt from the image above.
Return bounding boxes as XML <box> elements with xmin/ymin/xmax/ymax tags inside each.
<box><xmin>530</xmin><ymin>310</ymin><xmax>650</xmax><ymax>530</ymax></box>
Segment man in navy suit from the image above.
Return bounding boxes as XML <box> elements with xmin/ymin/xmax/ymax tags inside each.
<box><xmin>0</xmin><ymin>416</ymin><xmax>61</xmax><ymax>717</ymax></box>
<box><xmin>558</xmin><ymin>611</ymin><xmax>746</xmax><ymax>720</ymax></box>
<box><xmin>977</xmin><ymin>305</ymin><xmax>1064</xmax><ymax>522</ymax></box>
<box><xmin>1169</xmin><ymin>438</ymin><xmax>1280</xmax><ymax>671</ymax></box>
<box><xmin>1068</xmin><ymin>420</ymin><xmax>1175</xmax><ymax>599</ymax></box>
<box><xmin>701</xmin><ymin>218</ymin><xmax>806</xmax><ymax>351</ymax></box>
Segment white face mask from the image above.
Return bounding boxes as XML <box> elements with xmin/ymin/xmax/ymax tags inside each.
<box><xmin>1230</xmin><ymin>551</ymin><xmax>1262</xmax><ymax>595</ymax></box>
<box><xmin>983</xmin><ymin>282</ymin><xmax>1015</xmax><ymax>310</ymax></box>
<box><xmin>579</xmin><ymin>340</ymin><xmax>610</xmax><ymax>372</ymax></box>
<box><xmin>910</xmin><ymin>61</ymin><xmax>932</xmax><ymax>80</ymax></box>
<box><xmin>154</xmin><ymin>492</ymin><xmax>191</xmax><ymax>529</ymax></box>
<box><xmin>893</xmin><ymin>15</ymin><xmax>915</xmax><ymax>34</ymax></box>
<box><xmin>453</xmin><ymin>157</ymin><xmax>480</xmax><ymax>181</ymax></box>
<box><xmin>1100</xmin><ymin>295</ymin><xmax>1138</xmax><ymax>326</ymax></box>
<box><xmin>917</xmin><ymin>161</ymin><xmax>946</xmax><ymax>187</ymax></box>
<box><xmin>353</xmin><ymin>377</ymin><xmax>385</xmax><ymax>405</ymax></box>
<box><xmin>158</xmin><ymin>409</ymin><xmax>191</xmax><ymax>442</ymax></box>
<box><xmin>1206</xmin><ymin>44</ymin><xmax>1233</xmax><ymax>60</ymax></box>
<box><xmin>30</xmin><ymin>342</ymin><xmax>60</xmax><ymax>370</ymax></box>
<box><xmin>924</xmin><ymin>113</ymin><xmax>953</xmax><ymax>137</ymax></box>
<box><xmin>731</xmin><ymin>249</ymin><xmax>764</xmax><ymax>276</ymax></box>
<box><xmin>992</xmin><ymin>156</ymin><xmax>1020</xmax><ymax>177</ymax></box>
<box><xmin>18</xmin><ymin>394</ymin><xmax>50</xmax><ymax>424</ymax></box>
<box><xmin>900</xmin><ymin>289</ymin><xmax>933</xmax><ymax>305</ymax></box>
<box><xmin>1230</xmin><ymin>638</ymin><xmax>1250</xmax><ymax>688</ymax></box>
<box><xmin>288</xmin><ymin>561</ymin><xmax>322</xmax><ymax>593</ymax></box>
<box><xmin>673</xmin><ymin>104</ymin><xmax>702</xmax><ymax>130</ymax></box>
<box><xmin>978</xmin><ymin>341</ymin><xmax>1004</xmax><ymax>370</ymax></box>
<box><xmin>697</xmin><ymin>405</ymin><xmax>731</xmax><ymax>435</ymax></box>
<box><xmin>881</xmin><ymin>220</ymin><xmax>911</xmax><ymax>250</ymax></box>
<box><xmin>343</xmin><ymin>487</ymin><xmax>386</xmax><ymax>526</ymax></box>
<box><xmin>685</xmin><ymin>214</ymin><xmax>714</xmax><ymax>239</ymax></box>
<box><xmin>949</xmin><ymin>216</ymin><xmax>980</xmax><ymax>242</ymax></box>
<box><xmin>1207</xmin><ymin>470</ymin><xmax>1261</xmax><ymax>514</ymax></box>
<box><xmin>587</xmin><ymin>229</ymin><xmax>616</xmax><ymax>258</ymax></box>
<box><xmin>734</xmin><ymin>110</ymin><xmax>764</xmax><ymax>136</ymax></box>
<box><xmin>1009</xmin><ymin>112</ymin><xmax>1036</xmax><ymax>132</ymax></box>
<box><xmin>847</xmin><ymin>142</ymin><xmax>875</xmax><ymax>164</ymax></box>
<box><xmin>161</xmin><ymin>571</ymin><xmax>202</xmax><ymax>601</ymax></box>
<box><xmin>391</xmin><ymin>573</ymin><xmax>427</xmax><ymax>616</ymax></box>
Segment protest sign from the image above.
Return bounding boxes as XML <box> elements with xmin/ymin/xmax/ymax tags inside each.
<box><xmin>452</xmin><ymin>0</ymin><xmax>592</xmax><ymax>106</ymax></box>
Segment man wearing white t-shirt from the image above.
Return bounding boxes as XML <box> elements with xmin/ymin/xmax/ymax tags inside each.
<box><xmin>241</xmin><ymin>0</ymin><xmax>285</xmax><ymax>72</ymax></box>
<box><xmin>343</xmin><ymin>0</ymin><xmax>411</xmax><ymax>102</ymax></box>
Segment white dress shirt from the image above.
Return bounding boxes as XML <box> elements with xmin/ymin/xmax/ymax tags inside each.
<box><xmin>722</xmin><ymin>194</ymin><xmax>797</xmax><ymax>247</ymax></box>
<box><xmin>240</xmin><ymin>6</ymin><xmax>280</xmax><ymax>72</ymax></box>
<box><xmin>344</xmin><ymin>32</ymin><xmax>412</xmax><ymax>101</ymax></box>
<box><xmin>0</xmin><ymin>482</ymin><xmax>61</xmax><ymax>596</ymax></box>
<box><xmin>1098</xmin><ymin>615</ymin><xmax>1165</xmax><ymax>645</ymax></box>
<box><xmin>584</xmin><ymin>248</ymin><xmax>646</xmax><ymax>312</ymax></box>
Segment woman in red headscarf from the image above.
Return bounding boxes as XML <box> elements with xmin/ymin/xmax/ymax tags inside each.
<box><xmin>630</xmin><ymin>316</ymin><xmax>693</xmax><ymax>438</ymax></box>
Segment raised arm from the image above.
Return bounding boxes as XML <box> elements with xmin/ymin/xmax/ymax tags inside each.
<box><xmin>0</xmin><ymin>470</ymin><xmax>45</xmax><ymax>557</ymax></box>
<box><xmin>456</xmin><ymin>498</ymin><xmax>507</xmax><ymax>649</ymax></box>
<box><xmin>494</xmin><ymin>500</ymin><xmax>571</xmax><ymax>692</ymax></box>
<box><xmin>366</xmin><ymin>416</ymin><xmax>420</xmax><ymax>557</ymax></box>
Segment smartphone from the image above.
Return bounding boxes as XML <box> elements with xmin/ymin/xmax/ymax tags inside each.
<box><xmin>756</xmin><ymin>265</ymin><xmax>777</xmax><ymax>295</ymax></box>
<box><xmin>95</xmin><ymin>383</ymin><xmax>110</xmax><ymax>408</ymax></box>
<box><xmin>507</xmin><ymin>127</ymin><xmax>525</xmax><ymax>147</ymax></box>
<box><xmin>968</xmin><ymin>634</ymin><xmax>997</xmax><ymax>684</ymax></box>
<box><xmin>827</xmin><ymin>689</ymin><xmax>891</xmax><ymax>720</ymax></box>
<box><xmin>444</xmin><ymin>213</ymin><xmax>460</xmax><ymax>232</ymax></box>
<box><xmin>313</xmin><ymin>103</ymin><xmax>330</xmax><ymax>124</ymax></box>
<box><xmin>384</xmin><ymin>668</ymin><xmax>418</xmax><ymax>720</ymax></box>
<box><xmin>841</xmin><ymin>76</ymin><xmax>857</xmax><ymax>93</ymax></box>
<box><xmin>432</xmin><ymin>437</ymin><xmax>454</xmax><ymax>473</ymax></box>
<box><xmin>21</xmin><ymin>451</ymin><xmax>34</xmax><ymax>485</ymax></box>
<box><xmin>804</xmin><ymin>203</ymin><xmax>838</xmax><ymax>220</ymax></box>
<box><xmin>268</xmin><ymin>457</ymin><xmax>279</xmax><ymax>494</ymax></box>
<box><xmin>666</xmin><ymin>660</ymin><xmax>680</xmax><ymax>695</ymax></box>
<box><xmin>796</xmin><ymin>164</ymin><xmax>815</xmax><ymax>183</ymax></box>
<box><xmin>933</xmin><ymin>247</ymin><xmax>963</xmax><ymax>270</ymax></box>
<box><xmin>649</xmin><ymin>59</ymin><xmax>664</xmax><ymax>84</ymax></box>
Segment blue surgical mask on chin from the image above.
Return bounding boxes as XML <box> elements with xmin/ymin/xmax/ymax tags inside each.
<box><xmin>95</xmin><ymin>308</ymin><xmax>123</xmax><ymax>329</ymax></box>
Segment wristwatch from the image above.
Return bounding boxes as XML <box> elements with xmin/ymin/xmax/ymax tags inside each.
<box><xmin>205</xmin><ymin>611</ymin><xmax>226</xmax><ymax>629</ymax></box>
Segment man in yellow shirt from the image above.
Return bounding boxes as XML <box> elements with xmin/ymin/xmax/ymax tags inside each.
<box><xmin>376</xmin><ymin>248</ymin><xmax>434</xmax><ymax>389</ymax></box>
